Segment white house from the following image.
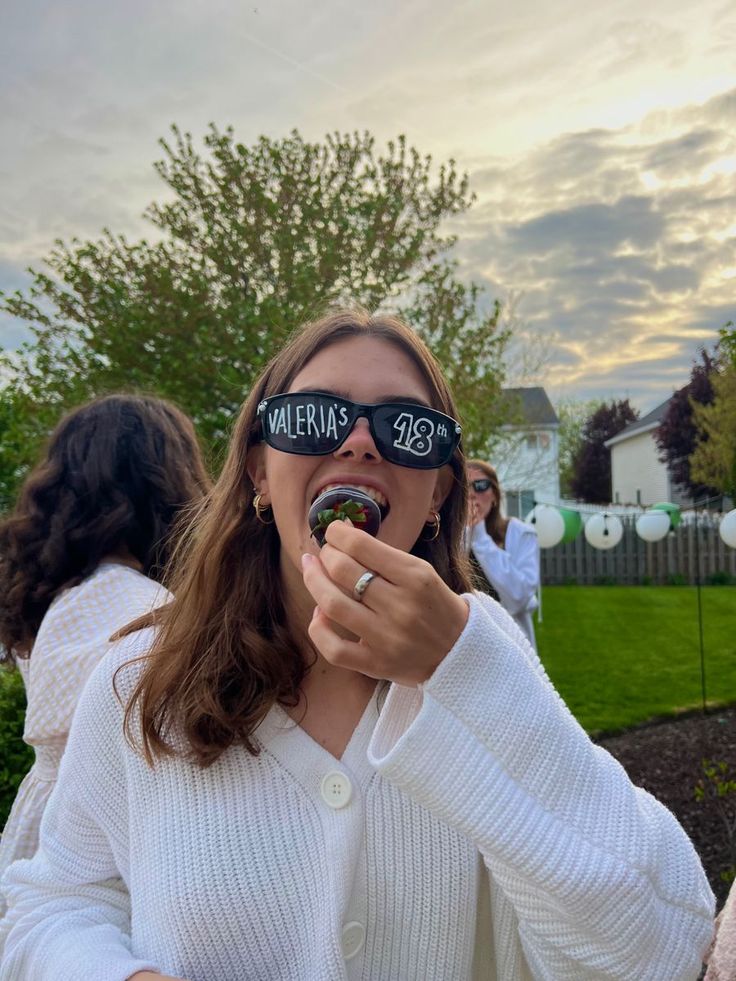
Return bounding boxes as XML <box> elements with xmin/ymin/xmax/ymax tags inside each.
<box><xmin>493</xmin><ymin>387</ymin><xmax>560</xmax><ymax>517</ymax></box>
<box><xmin>604</xmin><ymin>397</ymin><xmax>694</xmax><ymax>507</ymax></box>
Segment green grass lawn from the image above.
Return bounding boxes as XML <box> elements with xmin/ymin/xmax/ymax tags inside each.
<box><xmin>535</xmin><ymin>586</ymin><xmax>736</xmax><ymax>735</ymax></box>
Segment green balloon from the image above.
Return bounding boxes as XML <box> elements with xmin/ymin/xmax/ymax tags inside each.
<box><xmin>559</xmin><ymin>507</ymin><xmax>583</xmax><ymax>543</ymax></box>
<box><xmin>651</xmin><ymin>502</ymin><xmax>682</xmax><ymax>529</ymax></box>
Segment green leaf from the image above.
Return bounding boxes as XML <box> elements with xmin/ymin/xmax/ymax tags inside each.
<box><xmin>316</xmin><ymin>500</ymin><xmax>368</xmax><ymax>529</ymax></box>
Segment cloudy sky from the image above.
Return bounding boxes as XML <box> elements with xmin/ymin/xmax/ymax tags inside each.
<box><xmin>2</xmin><ymin>0</ymin><xmax>735</xmax><ymax>412</ymax></box>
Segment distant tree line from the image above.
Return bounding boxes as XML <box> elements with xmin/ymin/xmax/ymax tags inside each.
<box><xmin>561</xmin><ymin>327</ymin><xmax>735</xmax><ymax>505</ymax></box>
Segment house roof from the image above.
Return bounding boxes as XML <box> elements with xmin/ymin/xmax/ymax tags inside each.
<box><xmin>603</xmin><ymin>396</ymin><xmax>672</xmax><ymax>448</ymax></box>
<box><xmin>501</xmin><ymin>387</ymin><xmax>559</xmax><ymax>427</ymax></box>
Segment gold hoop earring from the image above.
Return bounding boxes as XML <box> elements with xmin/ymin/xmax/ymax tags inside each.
<box><xmin>423</xmin><ymin>510</ymin><xmax>441</xmax><ymax>541</ymax></box>
<box><xmin>253</xmin><ymin>492</ymin><xmax>274</xmax><ymax>525</ymax></box>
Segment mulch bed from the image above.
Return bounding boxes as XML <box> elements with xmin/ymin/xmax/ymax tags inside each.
<box><xmin>598</xmin><ymin>706</ymin><xmax>736</xmax><ymax>909</ymax></box>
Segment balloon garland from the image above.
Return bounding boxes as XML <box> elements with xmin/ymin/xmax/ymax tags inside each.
<box><xmin>720</xmin><ymin>509</ymin><xmax>736</xmax><ymax>548</ymax></box>
<box><xmin>524</xmin><ymin>502</ymin><xmax>736</xmax><ymax>550</ymax></box>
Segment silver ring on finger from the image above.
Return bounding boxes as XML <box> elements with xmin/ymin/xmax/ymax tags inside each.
<box><xmin>353</xmin><ymin>570</ymin><xmax>379</xmax><ymax>602</ymax></box>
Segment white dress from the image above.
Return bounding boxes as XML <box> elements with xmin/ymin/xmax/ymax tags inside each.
<box><xmin>470</xmin><ymin>517</ymin><xmax>540</xmax><ymax>648</ymax></box>
<box><xmin>0</xmin><ymin>563</ymin><xmax>168</xmax><ymax>915</ymax></box>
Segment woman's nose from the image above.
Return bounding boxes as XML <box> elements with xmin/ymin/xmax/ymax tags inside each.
<box><xmin>334</xmin><ymin>417</ymin><xmax>382</xmax><ymax>463</ymax></box>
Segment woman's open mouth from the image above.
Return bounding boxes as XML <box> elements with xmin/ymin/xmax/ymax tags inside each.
<box><xmin>308</xmin><ymin>485</ymin><xmax>386</xmax><ymax>545</ymax></box>
<box><xmin>313</xmin><ymin>483</ymin><xmax>390</xmax><ymax>520</ymax></box>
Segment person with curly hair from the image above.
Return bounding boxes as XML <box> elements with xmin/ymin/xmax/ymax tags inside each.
<box><xmin>466</xmin><ymin>460</ymin><xmax>540</xmax><ymax>650</ymax></box>
<box><xmin>0</xmin><ymin>394</ymin><xmax>210</xmax><ymax>913</ymax></box>
<box><xmin>0</xmin><ymin>313</ymin><xmax>714</xmax><ymax>981</ymax></box>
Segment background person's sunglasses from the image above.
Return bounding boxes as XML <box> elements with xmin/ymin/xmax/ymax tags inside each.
<box><xmin>257</xmin><ymin>391</ymin><xmax>461</xmax><ymax>469</ymax></box>
<box><xmin>471</xmin><ymin>478</ymin><xmax>492</xmax><ymax>492</ymax></box>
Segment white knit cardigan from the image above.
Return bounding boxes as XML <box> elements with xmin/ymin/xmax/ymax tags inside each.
<box><xmin>0</xmin><ymin>593</ymin><xmax>714</xmax><ymax>981</ymax></box>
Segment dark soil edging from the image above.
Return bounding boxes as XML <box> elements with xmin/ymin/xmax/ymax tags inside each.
<box><xmin>597</xmin><ymin>706</ymin><xmax>736</xmax><ymax>909</ymax></box>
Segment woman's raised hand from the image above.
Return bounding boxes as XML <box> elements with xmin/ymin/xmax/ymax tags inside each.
<box><xmin>301</xmin><ymin>520</ymin><xmax>469</xmax><ymax>687</ymax></box>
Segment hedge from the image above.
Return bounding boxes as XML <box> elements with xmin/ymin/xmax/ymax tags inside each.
<box><xmin>0</xmin><ymin>667</ymin><xmax>33</xmax><ymax>830</ymax></box>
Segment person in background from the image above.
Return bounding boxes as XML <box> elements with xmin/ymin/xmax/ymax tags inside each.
<box><xmin>0</xmin><ymin>311</ymin><xmax>714</xmax><ymax>981</ymax></box>
<box><xmin>0</xmin><ymin>393</ymin><xmax>211</xmax><ymax>921</ymax></box>
<box><xmin>705</xmin><ymin>883</ymin><xmax>736</xmax><ymax>979</ymax></box>
<box><xmin>466</xmin><ymin>459</ymin><xmax>540</xmax><ymax>649</ymax></box>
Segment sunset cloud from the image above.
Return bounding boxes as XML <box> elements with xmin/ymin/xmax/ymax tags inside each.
<box><xmin>1</xmin><ymin>0</ymin><xmax>734</xmax><ymax>413</ymax></box>
<box><xmin>455</xmin><ymin>89</ymin><xmax>736</xmax><ymax>406</ymax></box>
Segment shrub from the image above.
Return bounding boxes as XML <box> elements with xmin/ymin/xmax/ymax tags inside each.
<box><xmin>706</xmin><ymin>571</ymin><xmax>736</xmax><ymax>586</ymax></box>
<box><xmin>695</xmin><ymin>759</ymin><xmax>736</xmax><ymax>884</ymax></box>
<box><xmin>0</xmin><ymin>667</ymin><xmax>33</xmax><ymax>830</ymax></box>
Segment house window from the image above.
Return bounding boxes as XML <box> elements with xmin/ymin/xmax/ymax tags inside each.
<box><xmin>505</xmin><ymin>490</ymin><xmax>535</xmax><ymax>519</ymax></box>
<box><xmin>525</xmin><ymin>434</ymin><xmax>538</xmax><ymax>451</ymax></box>
<box><xmin>521</xmin><ymin>489</ymin><xmax>535</xmax><ymax>518</ymax></box>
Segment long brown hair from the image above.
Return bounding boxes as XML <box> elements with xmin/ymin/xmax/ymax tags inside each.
<box><xmin>468</xmin><ymin>459</ymin><xmax>509</xmax><ymax>547</ymax></box>
<box><xmin>0</xmin><ymin>394</ymin><xmax>211</xmax><ymax>661</ymax></box>
<box><xmin>124</xmin><ymin>308</ymin><xmax>472</xmax><ymax>766</ymax></box>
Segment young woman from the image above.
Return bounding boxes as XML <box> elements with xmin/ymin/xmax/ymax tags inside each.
<box><xmin>0</xmin><ymin>394</ymin><xmax>210</xmax><ymax>914</ymax></box>
<box><xmin>0</xmin><ymin>312</ymin><xmax>714</xmax><ymax>980</ymax></box>
<box><xmin>467</xmin><ymin>460</ymin><xmax>540</xmax><ymax>650</ymax></box>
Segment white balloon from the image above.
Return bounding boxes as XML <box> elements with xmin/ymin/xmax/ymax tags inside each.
<box><xmin>584</xmin><ymin>512</ymin><xmax>623</xmax><ymax>550</ymax></box>
<box><xmin>525</xmin><ymin>504</ymin><xmax>565</xmax><ymax>548</ymax></box>
<box><xmin>720</xmin><ymin>509</ymin><xmax>736</xmax><ymax>548</ymax></box>
<box><xmin>635</xmin><ymin>510</ymin><xmax>671</xmax><ymax>543</ymax></box>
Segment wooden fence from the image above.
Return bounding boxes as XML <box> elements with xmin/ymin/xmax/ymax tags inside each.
<box><xmin>541</xmin><ymin>517</ymin><xmax>736</xmax><ymax>585</ymax></box>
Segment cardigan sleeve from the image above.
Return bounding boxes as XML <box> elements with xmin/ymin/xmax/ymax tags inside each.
<box><xmin>367</xmin><ymin>593</ymin><xmax>715</xmax><ymax>981</ymax></box>
<box><xmin>469</xmin><ymin>520</ymin><xmax>539</xmax><ymax>615</ymax></box>
<box><xmin>0</xmin><ymin>636</ymin><xmax>160</xmax><ymax>981</ymax></box>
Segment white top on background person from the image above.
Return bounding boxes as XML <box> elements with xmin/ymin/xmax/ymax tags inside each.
<box><xmin>0</xmin><ymin>394</ymin><xmax>210</xmax><ymax>926</ymax></box>
<box><xmin>0</xmin><ymin>564</ymin><xmax>167</xmax><ymax>905</ymax></box>
<box><xmin>467</xmin><ymin>461</ymin><xmax>540</xmax><ymax>649</ymax></box>
<box><xmin>0</xmin><ymin>311</ymin><xmax>714</xmax><ymax>981</ymax></box>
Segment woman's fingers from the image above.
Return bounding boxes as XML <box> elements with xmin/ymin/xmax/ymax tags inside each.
<box><xmin>302</xmin><ymin>554</ymin><xmax>392</xmax><ymax>663</ymax></box>
<box><xmin>323</xmin><ymin>520</ymin><xmax>432</xmax><ymax>586</ymax></box>
<box><xmin>307</xmin><ymin>614</ymin><xmax>383</xmax><ymax>677</ymax></box>
<box><xmin>301</xmin><ymin>553</ymin><xmax>377</xmax><ymax>634</ymax></box>
<box><xmin>318</xmin><ymin>542</ymin><xmax>386</xmax><ymax>608</ymax></box>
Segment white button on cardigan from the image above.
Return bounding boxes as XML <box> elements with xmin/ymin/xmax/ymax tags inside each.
<box><xmin>320</xmin><ymin>771</ymin><xmax>353</xmax><ymax>809</ymax></box>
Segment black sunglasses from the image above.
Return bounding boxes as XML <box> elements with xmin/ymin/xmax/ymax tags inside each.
<box><xmin>257</xmin><ymin>391</ymin><xmax>461</xmax><ymax>470</ymax></box>
<box><xmin>471</xmin><ymin>478</ymin><xmax>492</xmax><ymax>493</ymax></box>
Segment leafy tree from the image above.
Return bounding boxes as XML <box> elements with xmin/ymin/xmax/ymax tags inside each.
<box><xmin>555</xmin><ymin>397</ymin><xmax>603</xmax><ymax>498</ymax></box>
<box><xmin>0</xmin><ymin>387</ymin><xmax>55</xmax><ymax>513</ymax></box>
<box><xmin>0</xmin><ymin>668</ymin><xmax>33</xmax><ymax>829</ymax></box>
<box><xmin>570</xmin><ymin>400</ymin><xmax>639</xmax><ymax>503</ymax></box>
<box><xmin>0</xmin><ymin>127</ymin><xmax>510</xmax><ymax>507</ymax></box>
<box><xmin>654</xmin><ymin>348</ymin><xmax>718</xmax><ymax>500</ymax></box>
<box><xmin>719</xmin><ymin>321</ymin><xmax>736</xmax><ymax>368</ymax></box>
<box><xmin>690</xmin><ymin>362</ymin><xmax>736</xmax><ymax>498</ymax></box>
